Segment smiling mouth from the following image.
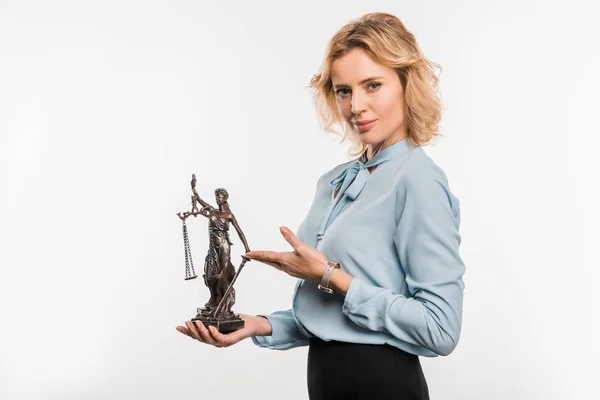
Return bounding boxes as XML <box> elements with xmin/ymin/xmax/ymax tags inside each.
<box><xmin>354</xmin><ymin>119</ymin><xmax>377</xmax><ymax>125</ymax></box>
<box><xmin>354</xmin><ymin>120</ymin><xmax>377</xmax><ymax>132</ymax></box>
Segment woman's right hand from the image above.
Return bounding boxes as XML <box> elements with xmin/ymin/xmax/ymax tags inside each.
<box><xmin>176</xmin><ymin>314</ymin><xmax>272</xmax><ymax>348</ymax></box>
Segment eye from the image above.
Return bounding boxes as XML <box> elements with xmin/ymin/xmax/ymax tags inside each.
<box><xmin>335</xmin><ymin>88</ymin><xmax>350</xmax><ymax>96</ymax></box>
<box><xmin>334</xmin><ymin>82</ymin><xmax>382</xmax><ymax>97</ymax></box>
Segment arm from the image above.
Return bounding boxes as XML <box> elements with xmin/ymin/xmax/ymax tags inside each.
<box><xmin>251</xmin><ymin>307</ymin><xmax>311</xmax><ymax>350</ymax></box>
<box><xmin>251</xmin><ymin>172</ymin><xmax>327</xmax><ymax>351</ymax></box>
<box><xmin>189</xmin><ymin>174</ymin><xmax>212</xmax><ymax>210</ymax></box>
<box><xmin>336</xmin><ymin>169</ymin><xmax>465</xmax><ymax>356</ymax></box>
<box><xmin>230</xmin><ymin>214</ymin><xmax>251</xmax><ymax>253</ymax></box>
<box><xmin>193</xmin><ymin>190</ymin><xmax>213</xmax><ymax>209</ymax></box>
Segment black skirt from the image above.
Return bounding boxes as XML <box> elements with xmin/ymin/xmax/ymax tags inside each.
<box><xmin>307</xmin><ymin>338</ymin><xmax>430</xmax><ymax>400</ymax></box>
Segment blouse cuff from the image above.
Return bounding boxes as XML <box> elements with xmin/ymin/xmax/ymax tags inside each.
<box><xmin>341</xmin><ymin>277</ymin><xmax>364</xmax><ymax>317</ymax></box>
<box><xmin>251</xmin><ymin>313</ymin><xmax>308</xmax><ymax>350</ymax></box>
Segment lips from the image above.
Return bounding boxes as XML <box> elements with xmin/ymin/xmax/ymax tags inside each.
<box><xmin>354</xmin><ymin>119</ymin><xmax>377</xmax><ymax>126</ymax></box>
<box><xmin>353</xmin><ymin>119</ymin><xmax>377</xmax><ymax>132</ymax></box>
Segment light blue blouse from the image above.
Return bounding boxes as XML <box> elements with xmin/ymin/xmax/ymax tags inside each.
<box><xmin>251</xmin><ymin>138</ymin><xmax>466</xmax><ymax>357</ymax></box>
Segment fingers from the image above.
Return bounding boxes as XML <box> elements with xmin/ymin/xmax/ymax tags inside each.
<box><xmin>184</xmin><ymin>320</ymin><xmax>221</xmax><ymax>346</ymax></box>
<box><xmin>279</xmin><ymin>226</ymin><xmax>304</xmax><ymax>252</ymax></box>
<box><xmin>244</xmin><ymin>251</ymin><xmax>286</xmax><ymax>271</ymax></box>
<box><xmin>207</xmin><ymin>325</ymin><xmax>245</xmax><ymax>348</ymax></box>
<box><xmin>183</xmin><ymin>321</ymin><xmax>203</xmax><ymax>342</ymax></box>
<box><xmin>194</xmin><ymin>321</ymin><xmax>221</xmax><ymax>346</ymax></box>
<box><xmin>245</xmin><ymin>250</ymin><xmax>281</xmax><ymax>263</ymax></box>
<box><xmin>176</xmin><ymin>325</ymin><xmax>194</xmax><ymax>338</ymax></box>
<box><xmin>250</xmin><ymin>256</ymin><xmax>284</xmax><ymax>270</ymax></box>
<box><xmin>245</xmin><ymin>226</ymin><xmax>307</xmax><ymax>265</ymax></box>
<box><xmin>178</xmin><ymin>321</ymin><xmax>246</xmax><ymax>348</ymax></box>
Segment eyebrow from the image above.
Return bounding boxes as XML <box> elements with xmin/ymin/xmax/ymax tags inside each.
<box><xmin>332</xmin><ymin>76</ymin><xmax>385</xmax><ymax>89</ymax></box>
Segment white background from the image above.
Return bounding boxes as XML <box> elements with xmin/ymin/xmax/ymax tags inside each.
<box><xmin>1</xmin><ymin>1</ymin><xmax>599</xmax><ymax>399</ymax></box>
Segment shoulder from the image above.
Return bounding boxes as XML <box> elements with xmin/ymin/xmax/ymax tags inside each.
<box><xmin>201</xmin><ymin>205</ymin><xmax>216</xmax><ymax>214</ymax></box>
<box><xmin>394</xmin><ymin>147</ymin><xmax>460</xmax><ymax>218</ymax></box>
<box><xmin>396</xmin><ymin>147</ymin><xmax>452</xmax><ymax>192</ymax></box>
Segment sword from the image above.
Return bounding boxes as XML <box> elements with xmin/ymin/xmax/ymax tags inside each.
<box><xmin>212</xmin><ymin>255</ymin><xmax>250</xmax><ymax>317</ymax></box>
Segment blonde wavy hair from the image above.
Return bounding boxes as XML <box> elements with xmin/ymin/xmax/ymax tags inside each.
<box><xmin>308</xmin><ymin>12</ymin><xmax>444</xmax><ymax>157</ymax></box>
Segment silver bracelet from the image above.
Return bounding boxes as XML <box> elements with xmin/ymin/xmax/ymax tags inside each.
<box><xmin>318</xmin><ymin>260</ymin><xmax>341</xmax><ymax>294</ymax></box>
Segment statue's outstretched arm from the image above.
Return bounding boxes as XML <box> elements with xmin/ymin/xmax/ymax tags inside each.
<box><xmin>230</xmin><ymin>214</ymin><xmax>250</xmax><ymax>253</ymax></box>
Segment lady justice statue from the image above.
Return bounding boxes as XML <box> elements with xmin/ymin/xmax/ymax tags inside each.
<box><xmin>177</xmin><ymin>174</ymin><xmax>251</xmax><ymax>333</ymax></box>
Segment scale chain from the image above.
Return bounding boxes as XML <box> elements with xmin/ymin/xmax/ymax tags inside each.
<box><xmin>182</xmin><ymin>220</ymin><xmax>197</xmax><ymax>280</ymax></box>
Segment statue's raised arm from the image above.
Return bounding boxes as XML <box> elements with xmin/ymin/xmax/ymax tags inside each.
<box><xmin>190</xmin><ymin>173</ymin><xmax>213</xmax><ymax>210</ymax></box>
<box><xmin>177</xmin><ymin>173</ymin><xmax>215</xmax><ymax>221</ymax></box>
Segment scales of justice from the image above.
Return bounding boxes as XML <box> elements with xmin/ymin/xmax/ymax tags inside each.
<box><xmin>176</xmin><ymin>173</ymin><xmax>252</xmax><ymax>333</ymax></box>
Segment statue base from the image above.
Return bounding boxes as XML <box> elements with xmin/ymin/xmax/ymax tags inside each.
<box><xmin>191</xmin><ymin>308</ymin><xmax>245</xmax><ymax>333</ymax></box>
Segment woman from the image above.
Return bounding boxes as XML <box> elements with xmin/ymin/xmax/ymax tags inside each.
<box><xmin>176</xmin><ymin>12</ymin><xmax>465</xmax><ymax>399</ymax></box>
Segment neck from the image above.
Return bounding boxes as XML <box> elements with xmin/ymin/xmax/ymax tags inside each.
<box><xmin>365</xmin><ymin>134</ymin><xmax>408</xmax><ymax>161</ymax></box>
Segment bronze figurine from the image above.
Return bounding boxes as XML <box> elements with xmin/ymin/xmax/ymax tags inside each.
<box><xmin>177</xmin><ymin>174</ymin><xmax>251</xmax><ymax>333</ymax></box>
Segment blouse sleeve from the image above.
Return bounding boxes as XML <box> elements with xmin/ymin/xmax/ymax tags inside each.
<box><xmin>341</xmin><ymin>167</ymin><xmax>466</xmax><ymax>356</ymax></box>
<box><xmin>251</xmin><ymin>306</ymin><xmax>311</xmax><ymax>350</ymax></box>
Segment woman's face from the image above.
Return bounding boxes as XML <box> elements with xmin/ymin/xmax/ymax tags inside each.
<box><xmin>331</xmin><ymin>47</ymin><xmax>408</xmax><ymax>149</ymax></box>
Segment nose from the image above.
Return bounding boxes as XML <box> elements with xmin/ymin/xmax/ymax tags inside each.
<box><xmin>351</xmin><ymin>91</ymin><xmax>367</xmax><ymax>115</ymax></box>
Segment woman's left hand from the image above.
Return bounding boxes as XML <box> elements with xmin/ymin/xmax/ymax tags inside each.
<box><xmin>244</xmin><ymin>226</ymin><xmax>328</xmax><ymax>282</ymax></box>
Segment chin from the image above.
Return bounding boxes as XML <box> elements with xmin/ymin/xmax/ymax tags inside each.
<box><xmin>356</xmin><ymin>130</ymin><xmax>384</xmax><ymax>145</ymax></box>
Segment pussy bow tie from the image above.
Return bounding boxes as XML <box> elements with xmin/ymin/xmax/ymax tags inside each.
<box><xmin>329</xmin><ymin>152</ymin><xmax>392</xmax><ymax>201</ymax></box>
